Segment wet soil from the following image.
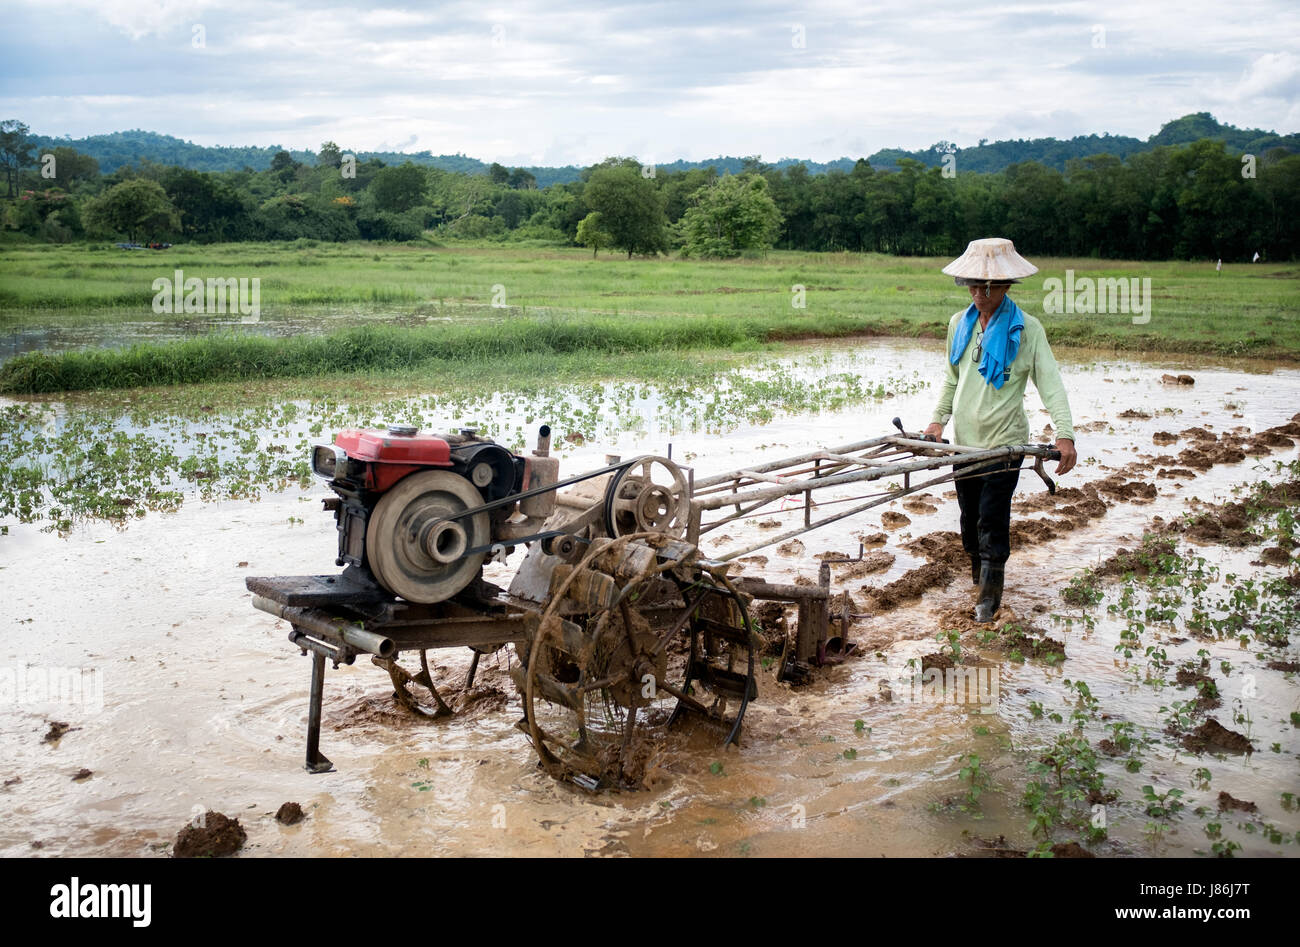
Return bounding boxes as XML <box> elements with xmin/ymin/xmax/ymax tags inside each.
<box><xmin>3</xmin><ymin>343</ymin><xmax>1298</xmax><ymax>859</ymax></box>
<box><xmin>173</xmin><ymin>812</ymin><xmax>247</xmax><ymax>858</ymax></box>
<box><xmin>1217</xmin><ymin>792</ymin><xmax>1258</xmax><ymax>813</ymax></box>
<box><xmin>1181</xmin><ymin>719</ymin><xmax>1254</xmax><ymax>754</ymax></box>
<box><xmin>863</xmin><ymin>563</ymin><xmax>955</xmax><ymax>611</ymax></box>
<box><xmin>818</xmin><ymin>550</ymin><xmax>895</xmax><ymax>579</ymax></box>
<box><xmin>275</xmin><ymin>802</ymin><xmax>305</xmax><ymax>825</ymax></box>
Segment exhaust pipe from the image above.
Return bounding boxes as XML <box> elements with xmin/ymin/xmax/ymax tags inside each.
<box><xmin>252</xmin><ymin>595</ymin><xmax>396</xmax><ymax>658</ymax></box>
<box><xmin>520</xmin><ymin>424</ymin><xmax>560</xmax><ymax>519</ymax></box>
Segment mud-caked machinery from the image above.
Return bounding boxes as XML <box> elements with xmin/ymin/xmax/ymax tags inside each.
<box><xmin>248</xmin><ymin>420</ymin><xmax>1059</xmax><ymax>789</ymax></box>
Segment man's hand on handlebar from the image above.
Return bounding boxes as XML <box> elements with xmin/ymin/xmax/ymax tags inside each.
<box><xmin>923</xmin><ymin>422</ymin><xmax>945</xmax><ymax>442</ymax></box>
<box><xmin>1055</xmin><ymin>438</ymin><xmax>1077</xmax><ymax>475</ymax></box>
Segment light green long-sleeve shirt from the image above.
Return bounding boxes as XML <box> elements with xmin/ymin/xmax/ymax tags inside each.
<box><xmin>929</xmin><ymin>306</ymin><xmax>1075</xmax><ymax>448</ymax></box>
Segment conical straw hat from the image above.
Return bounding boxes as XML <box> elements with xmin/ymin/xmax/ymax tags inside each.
<box><xmin>942</xmin><ymin>237</ymin><xmax>1037</xmax><ymax>282</ymax></box>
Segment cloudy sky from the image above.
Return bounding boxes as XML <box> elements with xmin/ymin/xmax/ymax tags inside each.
<box><xmin>3</xmin><ymin>0</ymin><xmax>1297</xmax><ymax>165</ymax></box>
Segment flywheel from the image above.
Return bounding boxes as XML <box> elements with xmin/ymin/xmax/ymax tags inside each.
<box><xmin>366</xmin><ymin>470</ymin><xmax>489</xmax><ymax>603</ymax></box>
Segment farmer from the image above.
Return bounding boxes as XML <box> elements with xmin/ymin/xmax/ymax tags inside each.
<box><xmin>923</xmin><ymin>238</ymin><xmax>1077</xmax><ymax>622</ymax></box>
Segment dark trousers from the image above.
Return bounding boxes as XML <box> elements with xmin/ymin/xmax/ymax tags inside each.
<box><xmin>954</xmin><ymin>460</ymin><xmax>1021</xmax><ymax>566</ymax></box>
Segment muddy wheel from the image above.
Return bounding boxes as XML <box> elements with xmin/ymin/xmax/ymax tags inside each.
<box><xmin>521</xmin><ymin>536</ymin><xmax>755</xmax><ymax>789</ymax></box>
<box><xmin>374</xmin><ymin>650</ymin><xmax>453</xmax><ymax>718</ymax></box>
<box><xmin>664</xmin><ymin>568</ymin><xmax>757</xmax><ymax>746</ymax></box>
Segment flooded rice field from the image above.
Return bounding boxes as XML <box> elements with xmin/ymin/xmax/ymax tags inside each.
<box><xmin>1</xmin><ymin>338</ymin><xmax>1297</xmax><ymax>858</ymax></box>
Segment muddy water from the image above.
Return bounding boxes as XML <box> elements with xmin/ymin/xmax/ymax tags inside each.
<box><xmin>2</xmin><ymin>339</ymin><xmax>1298</xmax><ymax>857</ymax></box>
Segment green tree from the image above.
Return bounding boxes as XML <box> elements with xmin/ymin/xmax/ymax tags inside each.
<box><xmin>42</xmin><ymin>147</ymin><xmax>99</xmax><ymax>188</ymax></box>
<box><xmin>83</xmin><ymin>178</ymin><xmax>180</xmax><ymax>243</ymax></box>
<box><xmin>575</xmin><ymin>211</ymin><xmax>613</xmax><ymax>256</ymax></box>
<box><xmin>269</xmin><ymin>150</ymin><xmax>299</xmax><ymax>184</ymax></box>
<box><xmin>679</xmin><ymin>173</ymin><xmax>783</xmax><ymax>258</ymax></box>
<box><xmin>488</xmin><ymin>162</ymin><xmax>510</xmax><ymax>186</ymax></box>
<box><xmin>369</xmin><ymin>163</ymin><xmax>427</xmax><ymax>213</ymax></box>
<box><xmin>161</xmin><ymin>167</ymin><xmax>252</xmax><ymax>241</ymax></box>
<box><xmin>318</xmin><ymin>141</ymin><xmax>342</xmax><ymax>169</ymax></box>
<box><xmin>508</xmin><ymin>167</ymin><xmax>537</xmax><ymax>190</ymax></box>
<box><xmin>1</xmin><ymin>119</ymin><xmax>34</xmax><ymax>198</ymax></box>
<box><xmin>582</xmin><ymin>164</ymin><xmax>668</xmax><ymax>257</ymax></box>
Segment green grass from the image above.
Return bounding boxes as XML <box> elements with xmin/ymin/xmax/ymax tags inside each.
<box><xmin>1</xmin><ymin>241</ymin><xmax>1297</xmax><ymax>392</ymax></box>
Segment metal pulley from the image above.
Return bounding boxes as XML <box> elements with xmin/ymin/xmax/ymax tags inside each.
<box><xmin>365</xmin><ymin>470</ymin><xmax>490</xmax><ymax>603</ymax></box>
<box><xmin>602</xmin><ymin>455</ymin><xmax>691</xmax><ymax>539</ymax></box>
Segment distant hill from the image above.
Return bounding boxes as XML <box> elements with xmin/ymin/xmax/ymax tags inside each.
<box><xmin>26</xmin><ymin>129</ymin><xmax>318</xmax><ymax>174</ymax></box>
<box><xmin>866</xmin><ymin>113</ymin><xmax>1300</xmax><ymax>172</ymax></box>
<box><xmin>27</xmin><ymin>113</ymin><xmax>1299</xmax><ymax>184</ymax></box>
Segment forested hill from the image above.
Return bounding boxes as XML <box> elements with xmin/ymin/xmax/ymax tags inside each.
<box><xmin>28</xmin><ymin>113</ymin><xmax>1298</xmax><ymax>182</ymax></box>
<box><xmin>869</xmin><ymin>113</ymin><xmax>1300</xmax><ymax>173</ymax></box>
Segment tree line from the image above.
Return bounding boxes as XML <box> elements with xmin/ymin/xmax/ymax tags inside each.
<box><xmin>2</xmin><ymin>118</ymin><xmax>1296</xmax><ymax>260</ymax></box>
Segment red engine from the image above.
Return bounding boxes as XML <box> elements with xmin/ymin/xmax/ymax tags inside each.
<box><xmin>311</xmin><ymin>424</ymin><xmax>558</xmax><ymax>604</ymax></box>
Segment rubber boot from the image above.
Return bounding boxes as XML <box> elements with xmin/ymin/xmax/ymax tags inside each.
<box><xmin>974</xmin><ymin>561</ymin><xmax>1005</xmax><ymax>622</ymax></box>
<box><xmin>969</xmin><ymin>555</ymin><xmax>981</xmax><ymax>585</ymax></box>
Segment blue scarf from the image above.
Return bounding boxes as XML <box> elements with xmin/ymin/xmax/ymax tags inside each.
<box><xmin>949</xmin><ymin>295</ymin><xmax>1024</xmax><ymax>390</ymax></box>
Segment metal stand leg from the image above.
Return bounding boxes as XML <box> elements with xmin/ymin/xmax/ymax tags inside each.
<box><xmin>305</xmin><ymin>650</ymin><xmax>335</xmax><ymax>774</ymax></box>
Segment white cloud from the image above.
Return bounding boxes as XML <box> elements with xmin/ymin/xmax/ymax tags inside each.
<box><xmin>4</xmin><ymin>0</ymin><xmax>1299</xmax><ymax>163</ymax></box>
<box><xmin>1234</xmin><ymin>51</ymin><xmax>1300</xmax><ymax>99</ymax></box>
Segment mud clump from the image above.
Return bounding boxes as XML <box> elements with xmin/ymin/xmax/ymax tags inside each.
<box><xmin>1157</xmin><ymin>467</ymin><xmax>1194</xmax><ymax>479</ymax></box>
<box><xmin>1258</xmin><ymin>546</ymin><xmax>1292</xmax><ymax>566</ymax></box>
<box><xmin>903</xmin><ymin>531</ymin><xmax>966</xmax><ymax>566</ymax></box>
<box><xmin>1161</xmin><ymin>373</ymin><xmax>1195</xmax><ymax>385</ymax></box>
<box><xmin>1059</xmin><ymin>496</ymin><xmax>1108</xmax><ymax>525</ymax></box>
<box><xmin>1010</xmin><ymin>520</ymin><xmax>1058</xmax><ymax>545</ymax></box>
<box><xmin>43</xmin><ymin>721</ymin><xmax>74</xmax><ymax>743</ymax></box>
<box><xmin>1152</xmin><ymin>431</ymin><xmax>1179</xmax><ymax>446</ymax></box>
<box><xmin>858</xmin><ymin>532</ymin><xmax>888</xmax><ymax>548</ymax></box>
<box><xmin>752</xmin><ymin>602</ymin><xmax>789</xmax><ymax>653</ymax></box>
<box><xmin>921</xmin><ymin>652</ymin><xmax>955</xmax><ymax>674</ymax></box>
<box><xmin>1252</xmin><ymin>430</ymin><xmax>1294</xmax><ymax>448</ymax></box>
<box><xmin>824</xmin><ymin>550</ymin><xmax>895</xmax><ymax>579</ymax></box>
<box><xmin>1177</xmin><ymin>448</ymin><xmax>1214</xmax><ymax>471</ymax></box>
<box><xmin>902</xmin><ymin>497</ymin><xmax>938</xmax><ymax>515</ymax></box>
<box><xmin>1266</xmin><ymin>660</ymin><xmax>1300</xmax><ymax>672</ymax></box>
<box><xmin>1175</xmin><ymin>667</ymin><xmax>1220</xmax><ymax>708</ymax></box>
<box><xmin>863</xmin><ymin>563</ymin><xmax>955</xmax><ymax>611</ymax></box>
<box><xmin>1097</xmin><ymin>537</ymin><xmax>1179</xmax><ymax>578</ymax></box>
<box><xmin>275</xmin><ymin>802</ymin><xmax>305</xmax><ymax>825</ymax></box>
<box><xmin>739</xmin><ymin>555</ymin><xmax>769</xmax><ymax>568</ymax></box>
<box><xmin>1118</xmin><ymin>409</ymin><xmax>1151</xmax><ymax>420</ymax></box>
<box><xmin>881</xmin><ymin>511</ymin><xmax>911</xmax><ymax>530</ymax></box>
<box><xmin>1204</xmin><ymin>444</ymin><xmax>1246</xmax><ymax>465</ymax></box>
<box><xmin>1177</xmin><ymin>504</ymin><xmax>1257</xmax><ymax>547</ymax></box>
<box><xmin>1000</xmin><ymin>627</ymin><xmax>1066</xmax><ymax>661</ymax></box>
<box><xmin>1050</xmin><ymin>842</ymin><xmax>1096</xmax><ymax>859</ymax></box>
<box><xmin>776</xmin><ymin>539</ymin><xmax>805</xmax><ymax>557</ymax></box>
<box><xmin>1217</xmin><ymin>792</ymin><xmax>1257</xmax><ymax>813</ymax></box>
<box><xmin>757</xmin><ymin>519</ymin><xmax>780</xmax><ymax>529</ymax></box>
<box><xmin>1096</xmin><ymin>478</ymin><xmax>1158</xmax><ymax>502</ymax></box>
<box><xmin>456</xmin><ymin>684</ymin><xmax>510</xmax><ymax>717</ymax></box>
<box><xmin>173</xmin><ymin>811</ymin><xmax>247</xmax><ymax>858</ymax></box>
<box><xmin>1182</xmin><ymin>719</ymin><xmax>1253</xmax><ymax>755</ymax></box>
